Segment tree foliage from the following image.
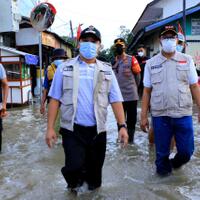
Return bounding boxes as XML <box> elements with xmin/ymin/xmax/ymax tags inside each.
<box><xmin>97</xmin><ymin>25</ymin><xmax>132</xmax><ymax>63</ymax></box>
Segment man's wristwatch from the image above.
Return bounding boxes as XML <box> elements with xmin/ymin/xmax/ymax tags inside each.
<box><xmin>117</xmin><ymin>123</ymin><xmax>127</xmax><ymax>131</ymax></box>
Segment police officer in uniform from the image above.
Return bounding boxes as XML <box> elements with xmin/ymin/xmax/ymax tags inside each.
<box><xmin>45</xmin><ymin>26</ymin><xmax>128</xmax><ymax>192</ymax></box>
<box><xmin>140</xmin><ymin>25</ymin><xmax>200</xmax><ymax>176</ymax></box>
<box><xmin>112</xmin><ymin>38</ymin><xmax>141</xmax><ymax>143</ymax></box>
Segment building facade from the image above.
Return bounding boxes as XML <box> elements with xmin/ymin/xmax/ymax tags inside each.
<box><xmin>128</xmin><ymin>0</ymin><xmax>200</xmax><ymax>69</ymax></box>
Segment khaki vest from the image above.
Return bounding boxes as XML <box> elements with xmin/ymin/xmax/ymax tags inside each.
<box><xmin>59</xmin><ymin>56</ymin><xmax>112</xmax><ymax>133</ymax></box>
<box><xmin>148</xmin><ymin>52</ymin><xmax>193</xmax><ymax>117</ymax></box>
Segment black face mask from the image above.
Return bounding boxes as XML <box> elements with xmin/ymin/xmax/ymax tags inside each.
<box><xmin>115</xmin><ymin>46</ymin><xmax>124</xmax><ymax>55</ymax></box>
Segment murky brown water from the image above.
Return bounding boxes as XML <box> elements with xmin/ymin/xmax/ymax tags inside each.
<box><xmin>1</xmin><ymin>102</ymin><xmax>200</xmax><ymax>200</ymax></box>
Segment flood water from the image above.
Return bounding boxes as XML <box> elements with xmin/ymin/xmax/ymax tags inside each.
<box><xmin>1</xmin><ymin>101</ymin><xmax>200</xmax><ymax>200</ymax></box>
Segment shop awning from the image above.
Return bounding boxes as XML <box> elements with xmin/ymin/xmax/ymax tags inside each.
<box><xmin>0</xmin><ymin>46</ymin><xmax>38</xmax><ymax>65</ymax></box>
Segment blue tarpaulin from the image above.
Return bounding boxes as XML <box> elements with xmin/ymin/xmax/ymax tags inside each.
<box><xmin>25</xmin><ymin>54</ymin><xmax>38</xmax><ymax>65</ymax></box>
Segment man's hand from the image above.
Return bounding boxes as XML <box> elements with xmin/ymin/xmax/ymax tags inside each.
<box><xmin>45</xmin><ymin>128</ymin><xmax>57</xmax><ymax>148</ymax></box>
<box><xmin>40</xmin><ymin>103</ymin><xmax>46</xmax><ymax>115</ymax></box>
<box><xmin>0</xmin><ymin>103</ymin><xmax>7</xmax><ymax>118</ymax></box>
<box><xmin>117</xmin><ymin>127</ymin><xmax>129</xmax><ymax>147</ymax></box>
<box><xmin>140</xmin><ymin>114</ymin><xmax>149</xmax><ymax>133</ymax></box>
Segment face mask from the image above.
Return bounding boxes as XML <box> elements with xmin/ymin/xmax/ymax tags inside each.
<box><xmin>176</xmin><ymin>44</ymin><xmax>184</xmax><ymax>53</ymax></box>
<box><xmin>115</xmin><ymin>46</ymin><xmax>124</xmax><ymax>55</ymax></box>
<box><xmin>138</xmin><ymin>51</ymin><xmax>144</xmax><ymax>57</ymax></box>
<box><xmin>54</xmin><ymin>59</ymin><xmax>63</xmax><ymax>67</ymax></box>
<box><xmin>161</xmin><ymin>38</ymin><xmax>177</xmax><ymax>53</ymax></box>
<box><xmin>79</xmin><ymin>42</ymin><xmax>97</xmax><ymax>59</ymax></box>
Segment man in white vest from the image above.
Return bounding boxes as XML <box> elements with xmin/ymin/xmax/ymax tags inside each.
<box><xmin>140</xmin><ymin>25</ymin><xmax>200</xmax><ymax>176</ymax></box>
<box><xmin>45</xmin><ymin>25</ymin><xmax>128</xmax><ymax>192</ymax></box>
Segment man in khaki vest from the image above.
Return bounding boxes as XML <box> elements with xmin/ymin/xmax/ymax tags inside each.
<box><xmin>140</xmin><ymin>25</ymin><xmax>200</xmax><ymax>176</ymax></box>
<box><xmin>45</xmin><ymin>25</ymin><xmax>128</xmax><ymax>193</ymax></box>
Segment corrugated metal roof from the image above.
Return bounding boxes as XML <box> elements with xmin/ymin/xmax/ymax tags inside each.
<box><xmin>0</xmin><ymin>45</ymin><xmax>28</xmax><ymax>56</ymax></box>
<box><xmin>0</xmin><ymin>46</ymin><xmax>38</xmax><ymax>65</ymax></box>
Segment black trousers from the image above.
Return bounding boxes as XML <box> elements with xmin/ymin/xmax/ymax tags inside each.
<box><xmin>60</xmin><ymin>124</ymin><xmax>106</xmax><ymax>189</ymax></box>
<box><xmin>122</xmin><ymin>100</ymin><xmax>137</xmax><ymax>131</ymax></box>
<box><xmin>0</xmin><ymin>118</ymin><xmax>3</xmax><ymax>152</ymax></box>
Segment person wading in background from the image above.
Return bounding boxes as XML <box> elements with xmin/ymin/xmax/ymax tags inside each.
<box><xmin>112</xmin><ymin>38</ymin><xmax>141</xmax><ymax>143</ymax></box>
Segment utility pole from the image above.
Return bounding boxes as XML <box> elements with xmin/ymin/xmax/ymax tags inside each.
<box><xmin>183</xmin><ymin>0</ymin><xmax>186</xmax><ymax>52</ymax></box>
<box><xmin>70</xmin><ymin>20</ymin><xmax>74</xmax><ymax>39</ymax></box>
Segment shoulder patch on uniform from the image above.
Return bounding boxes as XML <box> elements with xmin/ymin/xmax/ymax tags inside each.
<box><xmin>151</xmin><ymin>65</ymin><xmax>162</xmax><ymax>70</ymax></box>
<box><xmin>63</xmin><ymin>65</ymin><xmax>73</xmax><ymax>71</ymax></box>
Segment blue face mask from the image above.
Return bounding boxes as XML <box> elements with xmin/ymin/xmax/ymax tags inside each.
<box><xmin>79</xmin><ymin>42</ymin><xmax>97</xmax><ymax>59</ymax></box>
<box><xmin>176</xmin><ymin>44</ymin><xmax>184</xmax><ymax>53</ymax></box>
<box><xmin>54</xmin><ymin>59</ymin><xmax>63</xmax><ymax>67</ymax></box>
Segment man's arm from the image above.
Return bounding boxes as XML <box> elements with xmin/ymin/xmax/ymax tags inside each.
<box><xmin>190</xmin><ymin>83</ymin><xmax>200</xmax><ymax>105</ymax></box>
<box><xmin>1</xmin><ymin>78</ymin><xmax>9</xmax><ymax>117</ymax></box>
<box><xmin>140</xmin><ymin>87</ymin><xmax>151</xmax><ymax>132</ymax></box>
<box><xmin>45</xmin><ymin>98</ymin><xmax>59</xmax><ymax>148</ymax></box>
<box><xmin>111</xmin><ymin>102</ymin><xmax>128</xmax><ymax>146</ymax></box>
<box><xmin>190</xmin><ymin>83</ymin><xmax>200</xmax><ymax>122</ymax></box>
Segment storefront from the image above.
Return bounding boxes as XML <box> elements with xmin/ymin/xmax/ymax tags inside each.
<box><xmin>0</xmin><ymin>46</ymin><xmax>38</xmax><ymax>105</ymax></box>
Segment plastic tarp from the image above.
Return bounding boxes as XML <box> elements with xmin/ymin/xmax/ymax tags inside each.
<box><xmin>25</xmin><ymin>54</ymin><xmax>38</xmax><ymax>65</ymax></box>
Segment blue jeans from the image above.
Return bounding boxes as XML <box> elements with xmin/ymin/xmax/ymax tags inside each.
<box><xmin>152</xmin><ymin>116</ymin><xmax>194</xmax><ymax>175</ymax></box>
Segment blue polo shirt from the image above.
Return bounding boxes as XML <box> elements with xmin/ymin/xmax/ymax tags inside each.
<box><xmin>48</xmin><ymin>58</ymin><xmax>123</xmax><ymax>126</ymax></box>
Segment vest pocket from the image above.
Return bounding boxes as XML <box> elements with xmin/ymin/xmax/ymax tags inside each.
<box><xmin>178</xmin><ymin>87</ymin><xmax>192</xmax><ymax>107</ymax></box>
<box><xmin>151</xmin><ymin>67</ymin><xmax>163</xmax><ymax>84</ymax></box>
<box><xmin>60</xmin><ymin>104</ymin><xmax>74</xmax><ymax>122</ymax></box>
<box><xmin>97</xmin><ymin>88</ymin><xmax>109</xmax><ymax>107</ymax></box>
<box><xmin>150</xmin><ymin>91</ymin><xmax>164</xmax><ymax>110</ymax></box>
<box><xmin>63</xmin><ymin>72</ymin><xmax>73</xmax><ymax>89</ymax></box>
<box><xmin>97</xmin><ymin>96</ymin><xmax>108</xmax><ymax>125</ymax></box>
<box><xmin>99</xmin><ymin>74</ymin><xmax>112</xmax><ymax>93</ymax></box>
<box><xmin>176</xmin><ymin>65</ymin><xmax>189</xmax><ymax>82</ymax></box>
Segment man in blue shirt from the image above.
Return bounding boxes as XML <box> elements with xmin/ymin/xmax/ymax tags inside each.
<box><xmin>45</xmin><ymin>25</ymin><xmax>128</xmax><ymax>192</ymax></box>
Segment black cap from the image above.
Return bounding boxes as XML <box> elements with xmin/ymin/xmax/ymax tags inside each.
<box><xmin>79</xmin><ymin>25</ymin><xmax>101</xmax><ymax>42</ymax></box>
<box><xmin>114</xmin><ymin>38</ymin><xmax>126</xmax><ymax>46</ymax></box>
<box><xmin>160</xmin><ymin>25</ymin><xmax>178</xmax><ymax>37</ymax></box>
<box><xmin>52</xmin><ymin>48</ymin><xmax>67</xmax><ymax>60</ymax></box>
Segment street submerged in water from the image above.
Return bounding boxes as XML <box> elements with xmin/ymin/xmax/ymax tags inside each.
<box><xmin>1</xmin><ymin>101</ymin><xmax>200</xmax><ymax>200</ymax></box>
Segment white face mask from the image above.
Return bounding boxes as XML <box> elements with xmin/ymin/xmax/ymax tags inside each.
<box><xmin>176</xmin><ymin>44</ymin><xmax>184</xmax><ymax>53</ymax></box>
<box><xmin>53</xmin><ymin>59</ymin><xmax>64</xmax><ymax>67</ymax></box>
<box><xmin>161</xmin><ymin>38</ymin><xmax>177</xmax><ymax>53</ymax></box>
<box><xmin>138</xmin><ymin>51</ymin><xmax>144</xmax><ymax>57</ymax></box>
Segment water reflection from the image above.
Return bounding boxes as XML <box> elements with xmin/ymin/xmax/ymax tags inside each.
<box><xmin>0</xmin><ymin>103</ymin><xmax>200</xmax><ymax>199</ymax></box>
